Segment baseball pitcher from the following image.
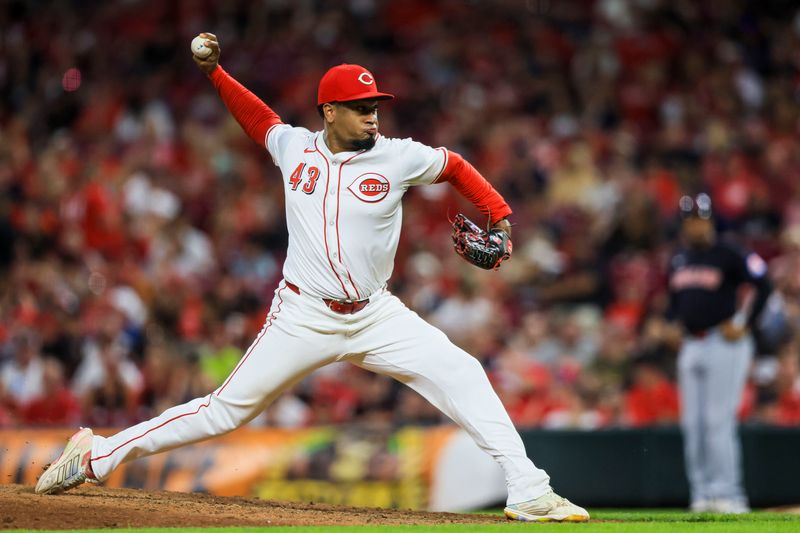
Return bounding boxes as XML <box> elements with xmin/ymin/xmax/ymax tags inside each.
<box><xmin>35</xmin><ymin>33</ymin><xmax>588</xmax><ymax>522</ymax></box>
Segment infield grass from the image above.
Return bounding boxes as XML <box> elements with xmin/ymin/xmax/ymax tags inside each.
<box><xmin>8</xmin><ymin>509</ymin><xmax>800</xmax><ymax>532</ymax></box>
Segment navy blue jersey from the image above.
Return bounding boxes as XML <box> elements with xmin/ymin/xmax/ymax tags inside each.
<box><xmin>667</xmin><ymin>241</ymin><xmax>772</xmax><ymax>334</ymax></box>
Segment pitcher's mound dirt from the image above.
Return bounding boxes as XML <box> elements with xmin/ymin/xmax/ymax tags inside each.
<box><xmin>0</xmin><ymin>484</ymin><xmax>505</xmax><ymax>529</ymax></box>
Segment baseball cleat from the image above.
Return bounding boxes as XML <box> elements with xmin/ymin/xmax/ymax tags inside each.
<box><xmin>710</xmin><ymin>499</ymin><xmax>751</xmax><ymax>514</ymax></box>
<box><xmin>504</xmin><ymin>489</ymin><xmax>590</xmax><ymax>522</ymax></box>
<box><xmin>35</xmin><ymin>427</ymin><xmax>96</xmax><ymax>495</ymax></box>
<box><xmin>690</xmin><ymin>498</ymin><xmax>713</xmax><ymax>513</ymax></box>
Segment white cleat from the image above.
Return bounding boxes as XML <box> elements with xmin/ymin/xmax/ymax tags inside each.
<box><xmin>35</xmin><ymin>427</ymin><xmax>96</xmax><ymax>495</ymax></box>
<box><xmin>690</xmin><ymin>498</ymin><xmax>714</xmax><ymax>513</ymax></box>
<box><xmin>710</xmin><ymin>499</ymin><xmax>751</xmax><ymax>514</ymax></box>
<box><xmin>504</xmin><ymin>489</ymin><xmax>590</xmax><ymax>522</ymax></box>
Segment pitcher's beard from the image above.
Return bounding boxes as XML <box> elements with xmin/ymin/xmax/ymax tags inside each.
<box><xmin>350</xmin><ymin>134</ymin><xmax>376</xmax><ymax>151</ymax></box>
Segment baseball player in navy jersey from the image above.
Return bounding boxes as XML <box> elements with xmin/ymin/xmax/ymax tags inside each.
<box><xmin>667</xmin><ymin>194</ymin><xmax>772</xmax><ymax>513</ymax></box>
<box><xmin>36</xmin><ymin>33</ymin><xmax>589</xmax><ymax>522</ymax></box>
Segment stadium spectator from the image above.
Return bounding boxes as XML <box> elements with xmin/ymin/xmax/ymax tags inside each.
<box><xmin>19</xmin><ymin>358</ymin><xmax>81</xmax><ymax>426</ymax></box>
<box><xmin>72</xmin><ymin>334</ymin><xmax>144</xmax><ymax>426</ymax></box>
<box><xmin>0</xmin><ymin>330</ymin><xmax>46</xmax><ymax>410</ymax></box>
<box><xmin>623</xmin><ymin>357</ymin><xmax>680</xmax><ymax>427</ymax></box>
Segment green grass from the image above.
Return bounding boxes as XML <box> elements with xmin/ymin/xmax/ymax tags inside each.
<box><xmin>8</xmin><ymin>510</ymin><xmax>800</xmax><ymax>532</ymax></box>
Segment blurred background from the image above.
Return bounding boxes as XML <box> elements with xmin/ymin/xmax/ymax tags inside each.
<box><xmin>3</xmin><ymin>0</ymin><xmax>800</xmax><ymax>508</ymax></box>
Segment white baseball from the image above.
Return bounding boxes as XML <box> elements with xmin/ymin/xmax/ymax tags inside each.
<box><xmin>191</xmin><ymin>36</ymin><xmax>212</xmax><ymax>59</ymax></box>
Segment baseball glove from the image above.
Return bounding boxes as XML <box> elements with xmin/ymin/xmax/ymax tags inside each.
<box><xmin>451</xmin><ymin>213</ymin><xmax>512</xmax><ymax>270</ymax></box>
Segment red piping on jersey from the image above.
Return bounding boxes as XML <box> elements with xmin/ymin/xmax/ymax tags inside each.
<box><xmin>265</xmin><ymin>123</ymin><xmax>281</xmax><ymax>150</ymax></box>
<box><xmin>336</xmin><ymin>150</ymin><xmax>365</xmax><ymax>300</ymax></box>
<box><xmin>432</xmin><ymin>147</ymin><xmax>449</xmax><ymax>184</ymax></box>
<box><xmin>438</xmin><ymin>150</ymin><xmax>512</xmax><ymax>224</ymax></box>
<box><xmin>94</xmin><ymin>283</ymin><xmax>288</xmax><ymax>464</ymax></box>
<box><xmin>209</xmin><ymin>66</ymin><xmax>282</xmax><ymax>146</ymax></box>
<box><xmin>315</xmin><ymin>136</ymin><xmax>353</xmax><ymax>299</ymax></box>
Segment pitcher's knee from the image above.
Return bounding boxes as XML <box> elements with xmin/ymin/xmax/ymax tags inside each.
<box><xmin>442</xmin><ymin>354</ymin><xmax>491</xmax><ymax>389</ymax></box>
<box><xmin>465</xmin><ymin>354</ymin><xmax>490</xmax><ymax>377</ymax></box>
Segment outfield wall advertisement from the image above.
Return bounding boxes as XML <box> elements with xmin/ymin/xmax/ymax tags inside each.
<box><xmin>0</xmin><ymin>426</ymin><xmax>506</xmax><ymax>511</ymax></box>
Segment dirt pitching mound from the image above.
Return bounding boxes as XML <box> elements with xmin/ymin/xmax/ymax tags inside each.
<box><xmin>0</xmin><ymin>484</ymin><xmax>505</xmax><ymax>529</ymax></box>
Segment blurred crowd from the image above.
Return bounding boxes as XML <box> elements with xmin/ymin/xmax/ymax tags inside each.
<box><xmin>3</xmin><ymin>0</ymin><xmax>800</xmax><ymax>430</ymax></box>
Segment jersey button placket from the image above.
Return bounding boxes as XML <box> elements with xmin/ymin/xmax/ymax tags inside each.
<box><xmin>332</xmin><ymin>151</ymin><xmax>364</xmax><ymax>301</ymax></box>
<box><xmin>326</xmin><ymin>161</ymin><xmax>344</xmax><ymax>295</ymax></box>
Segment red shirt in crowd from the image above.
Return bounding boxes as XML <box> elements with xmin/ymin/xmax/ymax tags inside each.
<box><xmin>19</xmin><ymin>388</ymin><xmax>81</xmax><ymax>426</ymax></box>
<box><xmin>624</xmin><ymin>372</ymin><xmax>679</xmax><ymax>427</ymax></box>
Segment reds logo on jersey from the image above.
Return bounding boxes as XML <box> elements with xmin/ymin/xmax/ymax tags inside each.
<box><xmin>348</xmin><ymin>173</ymin><xmax>390</xmax><ymax>203</ymax></box>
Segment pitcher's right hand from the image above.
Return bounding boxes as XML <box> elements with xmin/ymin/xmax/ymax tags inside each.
<box><xmin>193</xmin><ymin>33</ymin><xmax>220</xmax><ymax>75</ymax></box>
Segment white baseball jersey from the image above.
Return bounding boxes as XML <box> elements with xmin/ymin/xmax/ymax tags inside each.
<box><xmin>266</xmin><ymin>124</ymin><xmax>448</xmax><ymax>300</ymax></box>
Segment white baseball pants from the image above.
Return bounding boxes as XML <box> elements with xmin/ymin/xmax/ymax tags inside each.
<box><xmin>90</xmin><ymin>280</ymin><xmax>551</xmax><ymax>505</ymax></box>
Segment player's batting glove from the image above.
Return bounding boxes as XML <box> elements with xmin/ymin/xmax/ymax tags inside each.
<box><xmin>452</xmin><ymin>214</ymin><xmax>513</xmax><ymax>270</ymax></box>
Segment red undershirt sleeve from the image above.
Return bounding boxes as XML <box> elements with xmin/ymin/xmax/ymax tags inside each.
<box><xmin>437</xmin><ymin>150</ymin><xmax>512</xmax><ymax>224</ymax></box>
<box><xmin>208</xmin><ymin>66</ymin><xmax>283</xmax><ymax>147</ymax></box>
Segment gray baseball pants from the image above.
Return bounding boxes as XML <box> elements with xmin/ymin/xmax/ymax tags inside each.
<box><xmin>677</xmin><ymin>329</ymin><xmax>753</xmax><ymax>506</ymax></box>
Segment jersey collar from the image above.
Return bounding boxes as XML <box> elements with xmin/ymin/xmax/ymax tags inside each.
<box><xmin>316</xmin><ymin>131</ymin><xmax>380</xmax><ymax>162</ymax></box>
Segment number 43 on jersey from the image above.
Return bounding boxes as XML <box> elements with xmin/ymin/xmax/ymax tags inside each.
<box><xmin>289</xmin><ymin>163</ymin><xmax>320</xmax><ymax>194</ymax></box>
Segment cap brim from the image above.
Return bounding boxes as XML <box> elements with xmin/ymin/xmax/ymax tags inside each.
<box><xmin>331</xmin><ymin>91</ymin><xmax>394</xmax><ymax>103</ymax></box>
<box><xmin>681</xmin><ymin>212</ymin><xmax>713</xmax><ymax>220</ymax></box>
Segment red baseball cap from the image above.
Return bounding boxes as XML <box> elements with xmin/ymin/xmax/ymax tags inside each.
<box><xmin>317</xmin><ymin>64</ymin><xmax>394</xmax><ymax>106</ymax></box>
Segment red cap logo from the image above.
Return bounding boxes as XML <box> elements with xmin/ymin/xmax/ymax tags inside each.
<box><xmin>348</xmin><ymin>173</ymin><xmax>391</xmax><ymax>203</ymax></box>
<box><xmin>318</xmin><ymin>64</ymin><xmax>394</xmax><ymax>106</ymax></box>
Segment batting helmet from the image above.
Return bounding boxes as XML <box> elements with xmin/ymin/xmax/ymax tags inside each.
<box><xmin>679</xmin><ymin>193</ymin><xmax>713</xmax><ymax>220</ymax></box>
